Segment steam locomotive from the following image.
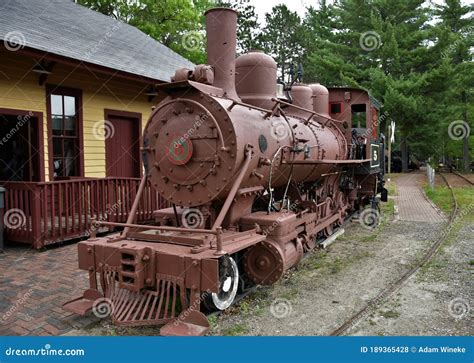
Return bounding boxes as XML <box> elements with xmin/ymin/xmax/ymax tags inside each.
<box><xmin>64</xmin><ymin>8</ymin><xmax>386</xmax><ymax>335</ymax></box>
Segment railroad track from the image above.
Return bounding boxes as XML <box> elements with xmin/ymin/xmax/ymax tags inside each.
<box><xmin>328</xmin><ymin>174</ymin><xmax>460</xmax><ymax>336</ymax></box>
<box><xmin>450</xmin><ymin>170</ymin><xmax>474</xmax><ymax>186</ymax></box>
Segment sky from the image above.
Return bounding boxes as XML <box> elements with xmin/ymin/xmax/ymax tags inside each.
<box><xmin>250</xmin><ymin>0</ymin><xmax>473</xmax><ymax>23</ymax></box>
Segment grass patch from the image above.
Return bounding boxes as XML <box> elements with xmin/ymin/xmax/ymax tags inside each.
<box><xmin>379</xmin><ymin>309</ymin><xmax>400</xmax><ymax>319</ymax></box>
<box><xmin>222</xmin><ymin>323</ymin><xmax>248</xmax><ymax>336</ymax></box>
<box><xmin>424</xmin><ymin>186</ymin><xmax>453</xmax><ymax>213</ymax></box>
<box><xmin>279</xmin><ymin>287</ymin><xmax>299</xmax><ymax>301</ymax></box>
<box><xmin>469</xmin><ymin>260</ymin><xmax>474</xmax><ymax>266</ymax></box>
<box><xmin>385</xmin><ymin>177</ymin><xmax>398</xmax><ymax>197</ymax></box>
<box><xmin>208</xmin><ymin>314</ymin><xmax>218</xmax><ymax>331</ymax></box>
<box><xmin>424</xmin><ymin>185</ymin><xmax>474</xmax><ymax>216</ymax></box>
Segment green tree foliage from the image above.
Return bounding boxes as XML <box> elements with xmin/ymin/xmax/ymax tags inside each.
<box><xmin>257</xmin><ymin>5</ymin><xmax>304</xmax><ymax>82</ymax></box>
<box><xmin>431</xmin><ymin>0</ymin><xmax>473</xmax><ymax>170</ymax></box>
<box><xmin>298</xmin><ymin>0</ymin><xmax>472</xmax><ymax>168</ymax></box>
<box><xmin>76</xmin><ymin>0</ymin><xmax>214</xmax><ymax>64</ymax></box>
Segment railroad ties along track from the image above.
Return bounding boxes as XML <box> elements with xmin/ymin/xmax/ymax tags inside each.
<box><xmin>328</xmin><ymin>173</ymin><xmax>460</xmax><ymax>336</ymax></box>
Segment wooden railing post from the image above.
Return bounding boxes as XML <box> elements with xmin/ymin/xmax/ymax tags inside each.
<box><xmin>31</xmin><ymin>185</ymin><xmax>43</xmax><ymax>249</ymax></box>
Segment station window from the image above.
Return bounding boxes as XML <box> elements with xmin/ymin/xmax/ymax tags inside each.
<box><xmin>330</xmin><ymin>102</ymin><xmax>342</xmax><ymax>114</ymax></box>
<box><xmin>351</xmin><ymin>104</ymin><xmax>366</xmax><ymax>128</ymax></box>
<box><xmin>47</xmin><ymin>86</ymin><xmax>83</xmax><ymax>178</ymax></box>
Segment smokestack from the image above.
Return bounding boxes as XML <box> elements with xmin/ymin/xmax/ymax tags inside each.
<box><xmin>205</xmin><ymin>8</ymin><xmax>240</xmax><ymax>100</ymax></box>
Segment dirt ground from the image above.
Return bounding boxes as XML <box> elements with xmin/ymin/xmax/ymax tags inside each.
<box><xmin>72</xmin><ymin>174</ymin><xmax>473</xmax><ymax>337</ymax></box>
<box><xmin>209</xmin><ymin>218</ymin><xmax>472</xmax><ymax>336</ymax></box>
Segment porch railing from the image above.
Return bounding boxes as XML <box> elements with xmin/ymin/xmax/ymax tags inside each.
<box><xmin>2</xmin><ymin>177</ymin><xmax>168</xmax><ymax>249</ymax></box>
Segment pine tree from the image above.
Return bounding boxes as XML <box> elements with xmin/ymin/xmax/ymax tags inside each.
<box><xmin>257</xmin><ymin>5</ymin><xmax>304</xmax><ymax>83</ymax></box>
<box><xmin>433</xmin><ymin>0</ymin><xmax>473</xmax><ymax>171</ymax></box>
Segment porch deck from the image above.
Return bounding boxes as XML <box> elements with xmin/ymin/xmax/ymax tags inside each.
<box><xmin>2</xmin><ymin>177</ymin><xmax>168</xmax><ymax>249</ymax></box>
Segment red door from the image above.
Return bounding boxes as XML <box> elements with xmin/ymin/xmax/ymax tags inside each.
<box><xmin>105</xmin><ymin>114</ymin><xmax>140</xmax><ymax>177</ymax></box>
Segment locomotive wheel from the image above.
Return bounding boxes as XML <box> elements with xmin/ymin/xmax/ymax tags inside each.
<box><xmin>203</xmin><ymin>255</ymin><xmax>239</xmax><ymax>311</ymax></box>
<box><xmin>243</xmin><ymin>241</ymin><xmax>285</xmax><ymax>285</ymax></box>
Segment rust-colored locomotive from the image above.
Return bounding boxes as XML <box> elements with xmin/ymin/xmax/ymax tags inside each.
<box><xmin>64</xmin><ymin>8</ymin><xmax>386</xmax><ymax>335</ymax></box>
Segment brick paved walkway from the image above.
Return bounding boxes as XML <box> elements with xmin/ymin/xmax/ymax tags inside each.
<box><xmin>0</xmin><ymin>243</ymin><xmax>98</xmax><ymax>336</ymax></box>
<box><xmin>395</xmin><ymin>172</ymin><xmax>446</xmax><ymax>223</ymax></box>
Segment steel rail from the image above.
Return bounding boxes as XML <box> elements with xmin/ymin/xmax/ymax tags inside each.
<box><xmin>328</xmin><ymin>175</ymin><xmax>459</xmax><ymax>336</ymax></box>
<box><xmin>450</xmin><ymin>170</ymin><xmax>474</xmax><ymax>186</ymax></box>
